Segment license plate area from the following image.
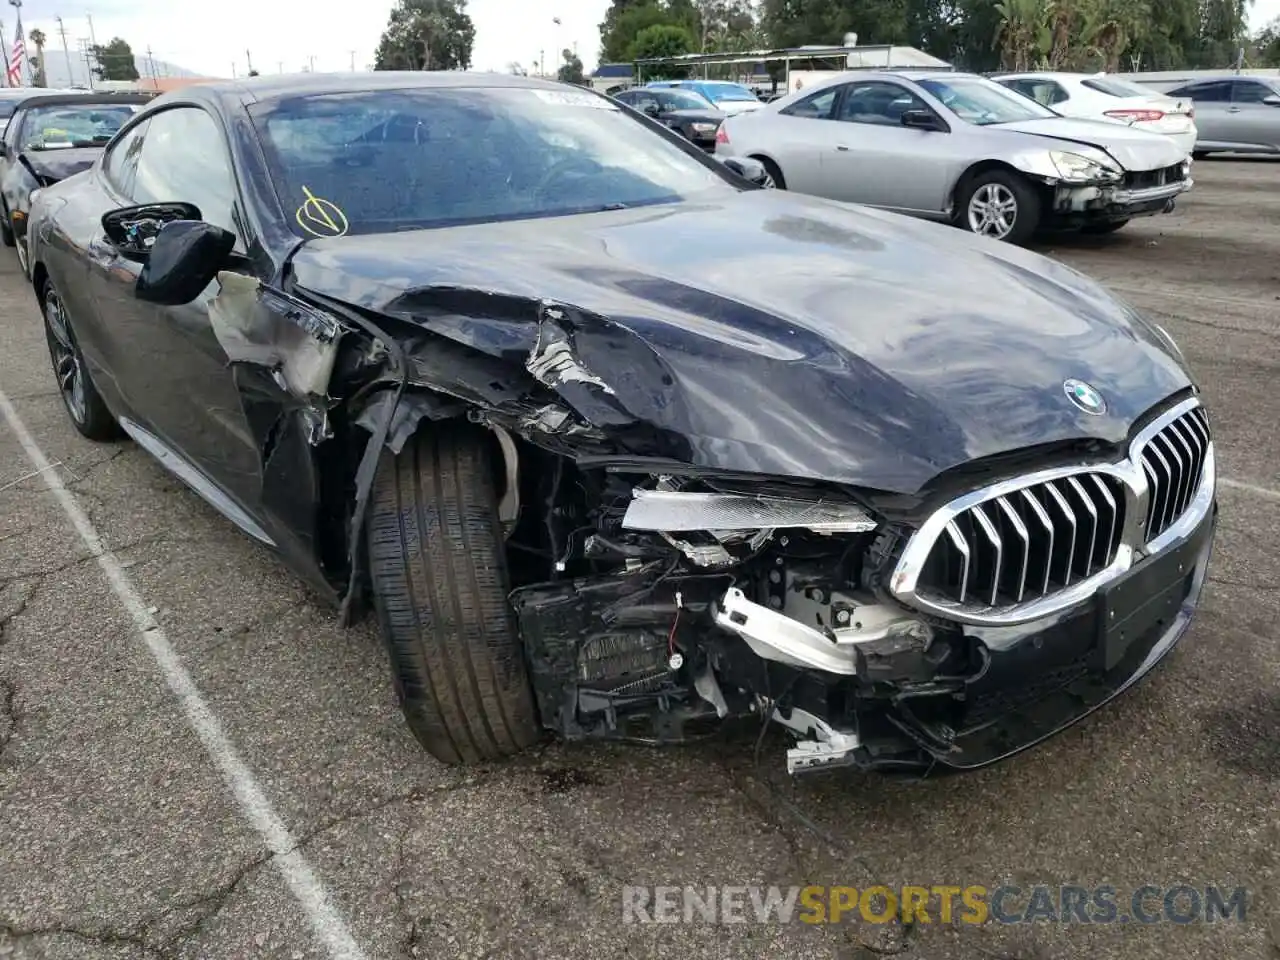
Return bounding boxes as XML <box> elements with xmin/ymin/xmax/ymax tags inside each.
<box><xmin>1096</xmin><ymin>519</ymin><xmax>1208</xmax><ymax>671</ymax></box>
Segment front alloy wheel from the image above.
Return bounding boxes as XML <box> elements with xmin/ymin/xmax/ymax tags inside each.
<box><xmin>956</xmin><ymin>170</ymin><xmax>1040</xmax><ymax>245</ymax></box>
<box><xmin>967</xmin><ymin>183</ymin><xmax>1019</xmax><ymax>239</ymax></box>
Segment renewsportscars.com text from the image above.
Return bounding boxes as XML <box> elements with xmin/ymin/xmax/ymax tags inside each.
<box><xmin>622</xmin><ymin>884</ymin><xmax>1249</xmax><ymax>925</ymax></box>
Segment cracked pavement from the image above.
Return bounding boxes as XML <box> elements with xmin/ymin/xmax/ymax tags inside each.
<box><xmin>0</xmin><ymin>159</ymin><xmax>1277</xmax><ymax>960</ymax></box>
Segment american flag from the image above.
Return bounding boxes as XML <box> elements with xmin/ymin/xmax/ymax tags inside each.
<box><xmin>6</xmin><ymin>13</ymin><xmax>24</xmax><ymax>87</ymax></box>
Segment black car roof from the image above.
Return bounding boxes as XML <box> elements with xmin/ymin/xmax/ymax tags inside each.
<box><xmin>13</xmin><ymin>92</ymin><xmax>155</xmax><ymax>111</ymax></box>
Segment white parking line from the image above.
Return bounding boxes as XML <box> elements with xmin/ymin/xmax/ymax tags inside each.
<box><xmin>0</xmin><ymin>388</ymin><xmax>369</xmax><ymax>960</ymax></box>
<box><xmin>1221</xmin><ymin>477</ymin><xmax>1280</xmax><ymax>502</ymax></box>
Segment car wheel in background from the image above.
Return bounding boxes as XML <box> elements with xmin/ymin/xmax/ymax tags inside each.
<box><xmin>752</xmin><ymin>156</ymin><xmax>785</xmax><ymax>189</ymax></box>
<box><xmin>1192</xmin><ymin>151</ymin><xmax>1209</xmax><ymax>160</ymax></box>
<box><xmin>1081</xmin><ymin>220</ymin><xmax>1130</xmax><ymax>235</ymax></box>
<box><xmin>15</xmin><ymin>229</ymin><xmax>30</xmax><ymax>277</ymax></box>
<box><xmin>0</xmin><ymin>205</ymin><xmax>13</xmax><ymax>248</ymax></box>
<box><xmin>41</xmin><ymin>277</ymin><xmax>120</xmax><ymax>441</ymax></box>
<box><xmin>366</xmin><ymin>423</ymin><xmax>541</xmax><ymax>765</ymax></box>
<box><xmin>956</xmin><ymin>169</ymin><xmax>1040</xmax><ymax>245</ymax></box>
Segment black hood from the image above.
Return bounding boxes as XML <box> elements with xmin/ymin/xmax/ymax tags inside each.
<box><xmin>290</xmin><ymin>191</ymin><xmax>1191</xmax><ymax>494</ymax></box>
<box><xmin>22</xmin><ymin>146</ymin><xmax>100</xmax><ymax>184</ymax></box>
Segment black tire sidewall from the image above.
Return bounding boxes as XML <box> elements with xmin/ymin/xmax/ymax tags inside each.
<box><xmin>957</xmin><ymin>169</ymin><xmax>1040</xmax><ymax>245</ymax></box>
<box><xmin>752</xmin><ymin>155</ymin><xmax>785</xmax><ymax>189</ymax></box>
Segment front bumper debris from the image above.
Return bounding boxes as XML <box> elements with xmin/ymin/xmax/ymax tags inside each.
<box><xmin>1052</xmin><ymin>175</ymin><xmax>1193</xmax><ymax>224</ymax></box>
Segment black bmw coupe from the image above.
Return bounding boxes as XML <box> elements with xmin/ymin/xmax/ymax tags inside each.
<box><xmin>25</xmin><ymin>71</ymin><xmax>1217</xmax><ymax>774</ymax></box>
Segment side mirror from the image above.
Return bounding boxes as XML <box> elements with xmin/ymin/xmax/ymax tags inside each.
<box><xmin>717</xmin><ymin>155</ymin><xmax>769</xmax><ymax>186</ymax></box>
<box><xmin>901</xmin><ymin>109</ymin><xmax>942</xmax><ymax>131</ymax></box>
<box><xmin>1263</xmin><ymin>94</ymin><xmax>1280</xmax><ymax>107</ymax></box>
<box><xmin>135</xmin><ymin>220</ymin><xmax>236</xmax><ymax>306</ymax></box>
<box><xmin>102</xmin><ymin>202</ymin><xmax>203</xmax><ymax>262</ymax></box>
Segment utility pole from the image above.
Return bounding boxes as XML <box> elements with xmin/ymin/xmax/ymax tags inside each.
<box><xmin>0</xmin><ymin>21</ymin><xmax>10</xmax><ymax>88</ymax></box>
<box><xmin>230</xmin><ymin>61</ymin><xmax>237</xmax><ymax>78</ymax></box>
<box><xmin>308</xmin><ymin>54</ymin><xmax>315</xmax><ymax>72</ymax></box>
<box><xmin>349</xmin><ymin>49</ymin><xmax>355</xmax><ymax>71</ymax></box>
<box><xmin>55</xmin><ymin>16</ymin><xmax>70</xmax><ymax>85</ymax></box>
<box><xmin>7</xmin><ymin>0</ymin><xmax>21</xmax><ymax>87</ymax></box>
<box><xmin>277</xmin><ymin>60</ymin><xmax>283</xmax><ymax>73</ymax></box>
<box><xmin>85</xmin><ymin>10</ymin><xmax>100</xmax><ymax>83</ymax></box>
<box><xmin>245</xmin><ymin>48</ymin><xmax>253</xmax><ymax>73</ymax></box>
<box><xmin>77</xmin><ymin>36</ymin><xmax>93</xmax><ymax>88</ymax></box>
<box><xmin>145</xmin><ymin>45</ymin><xmax>156</xmax><ymax>80</ymax></box>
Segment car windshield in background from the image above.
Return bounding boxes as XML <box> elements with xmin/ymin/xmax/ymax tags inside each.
<box><xmin>705</xmin><ymin>84</ymin><xmax>758</xmax><ymax>103</ymax></box>
<box><xmin>665</xmin><ymin>90</ymin><xmax>715</xmax><ymax>110</ymax></box>
<box><xmin>920</xmin><ymin>77</ymin><xmax>1058</xmax><ymax>124</ymax></box>
<box><xmin>1082</xmin><ymin>76</ymin><xmax>1158</xmax><ymax>98</ymax></box>
<box><xmin>250</xmin><ymin>86</ymin><xmax>737</xmax><ymax>236</ymax></box>
<box><xmin>22</xmin><ymin>103</ymin><xmax>140</xmax><ymax>149</ymax></box>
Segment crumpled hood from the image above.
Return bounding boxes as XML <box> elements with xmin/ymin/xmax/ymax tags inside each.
<box><xmin>996</xmin><ymin>117</ymin><xmax>1187</xmax><ymax>171</ymax></box>
<box><xmin>291</xmin><ymin>190</ymin><xmax>1190</xmax><ymax>494</ymax></box>
<box><xmin>22</xmin><ymin>146</ymin><xmax>100</xmax><ymax>184</ymax></box>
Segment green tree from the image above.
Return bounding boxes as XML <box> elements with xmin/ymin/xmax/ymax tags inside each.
<box><xmin>629</xmin><ymin>22</ymin><xmax>697</xmax><ymax>74</ymax></box>
<box><xmin>1256</xmin><ymin>16</ymin><xmax>1280</xmax><ymax>64</ymax></box>
<box><xmin>600</xmin><ymin>1</ymin><xmax>700</xmax><ymax>62</ymax></box>
<box><xmin>695</xmin><ymin>0</ymin><xmax>761</xmax><ymax>51</ymax></box>
<box><xmin>374</xmin><ymin>0</ymin><xmax>475</xmax><ymax>71</ymax></box>
<box><xmin>558</xmin><ymin>48</ymin><xmax>587</xmax><ymax>83</ymax></box>
<box><xmin>90</xmin><ymin>37</ymin><xmax>140</xmax><ymax>81</ymax></box>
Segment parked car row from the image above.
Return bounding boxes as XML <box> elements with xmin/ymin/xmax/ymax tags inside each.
<box><xmin>716</xmin><ymin>71</ymin><xmax>1193</xmax><ymax>244</ymax></box>
<box><xmin>18</xmin><ymin>72</ymin><xmax>1214</xmax><ymax>777</ymax></box>
<box><xmin>0</xmin><ymin>89</ymin><xmax>154</xmax><ymax>275</ymax></box>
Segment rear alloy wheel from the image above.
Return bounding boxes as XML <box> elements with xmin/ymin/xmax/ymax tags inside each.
<box><xmin>957</xmin><ymin>170</ymin><xmax>1040</xmax><ymax>245</ymax></box>
<box><xmin>366</xmin><ymin>423</ymin><xmax>541</xmax><ymax>765</ymax></box>
<box><xmin>754</xmin><ymin>156</ymin><xmax>785</xmax><ymax>190</ymax></box>
<box><xmin>42</xmin><ymin>277</ymin><xmax>120</xmax><ymax>441</ymax></box>
<box><xmin>14</xmin><ymin>224</ymin><xmax>29</xmax><ymax>277</ymax></box>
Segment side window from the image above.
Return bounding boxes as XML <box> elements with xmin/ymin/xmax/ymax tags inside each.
<box><xmin>131</xmin><ymin>107</ymin><xmax>238</xmax><ymax>237</ymax></box>
<box><xmin>1043</xmin><ymin>81</ymin><xmax>1069</xmax><ymax>104</ymax></box>
<box><xmin>1170</xmin><ymin>81</ymin><xmax>1229</xmax><ymax>102</ymax></box>
<box><xmin>103</xmin><ymin>118</ymin><xmax>149</xmax><ymax>195</ymax></box>
<box><xmin>835</xmin><ymin>82</ymin><xmax>928</xmax><ymax>126</ymax></box>
<box><xmin>1231</xmin><ymin>81</ymin><xmax>1273</xmax><ymax>103</ymax></box>
<box><xmin>780</xmin><ymin>87</ymin><xmax>838</xmax><ymax>119</ymax></box>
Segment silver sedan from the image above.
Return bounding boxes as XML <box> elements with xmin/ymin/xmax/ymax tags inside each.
<box><xmin>716</xmin><ymin>71</ymin><xmax>1193</xmax><ymax>243</ymax></box>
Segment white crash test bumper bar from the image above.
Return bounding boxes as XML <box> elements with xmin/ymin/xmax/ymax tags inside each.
<box><xmin>713</xmin><ymin>587</ymin><xmax>861</xmax><ymax>675</ymax></box>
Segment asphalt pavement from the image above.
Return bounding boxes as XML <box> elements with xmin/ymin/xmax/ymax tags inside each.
<box><xmin>0</xmin><ymin>159</ymin><xmax>1277</xmax><ymax>960</ymax></box>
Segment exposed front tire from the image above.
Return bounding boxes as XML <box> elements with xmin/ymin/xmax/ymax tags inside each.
<box><xmin>752</xmin><ymin>156</ymin><xmax>785</xmax><ymax>189</ymax></box>
<box><xmin>41</xmin><ymin>276</ymin><xmax>120</xmax><ymax>441</ymax></box>
<box><xmin>366</xmin><ymin>423</ymin><xmax>540</xmax><ymax>765</ymax></box>
<box><xmin>955</xmin><ymin>169</ymin><xmax>1040</xmax><ymax>245</ymax></box>
<box><xmin>1081</xmin><ymin>219</ymin><xmax>1130</xmax><ymax>235</ymax></box>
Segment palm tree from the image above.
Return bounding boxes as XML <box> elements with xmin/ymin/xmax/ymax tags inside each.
<box><xmin>28</xmin><ymin>27</ymin><xmax>46</xmax><ymax>86</ymax></box>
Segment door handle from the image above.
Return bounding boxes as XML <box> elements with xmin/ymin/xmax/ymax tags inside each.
<box><xmin>1226</xmin><ymin>106</ymin><xmax>1242</xmax><ymax>113</ymax></box>
<box><xmin>836</xmin><ymin>144</ymin><xmax>850</xmax><ymax>151</ymax></box>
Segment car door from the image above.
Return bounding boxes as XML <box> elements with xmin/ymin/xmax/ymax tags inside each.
<box><xmin>764</xmin><ymin>86</ymin><xmax>841</xmax><ymax>193</ymax></box>
<box><xmin>0</xmin><ymin>105</ymin><xmax>27</xmax><ymax>227</ymax></box>
<box><xmin>1169</xmin><ymin>80</ymin><xmax>1232</xmax><ymax>145</ymax></box>
<box><xmin>85</xmin><ymin>104</ymin><xmax>264</xmax><ymax>515</ymax></box>
<box><xmin>820</xmin><ymin>81</ymin><xmax>952</xmax><ymax>212</ymax></box>
<box><xmin>1228</xmin><ymin>79</ymin><xmax>1280</xmax><ymax>150</ymax></box>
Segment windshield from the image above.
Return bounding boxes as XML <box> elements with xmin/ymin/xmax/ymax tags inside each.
<box><xmin>21</xmin><ymin>103</ymin><xmax>140</xmax><ymax>149</ymax></box>
<box><xmin>703</xmin><ymin>83</ymin><xmax>758</xmax><ymax>103</ymax></box>
<box><xmin>250</xmin><ymin>86</ymin><xmax>738</xmax><ymax>236</ymax></box>
<box><xmin>919</xmin><ymin>77</ymin><xmax>1057</xmax><ymax>125</ymax></box>
<box><xmin>663</xmin><ymin>89</ymin><xmax>715</xmax><ymax>110</ymax></box>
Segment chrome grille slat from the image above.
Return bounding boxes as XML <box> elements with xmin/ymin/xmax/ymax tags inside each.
<box><xmin>970</xmin><ymin>505</ymin><xmax>1003</xmax><ymax>607</ymax></box>
<box><xmin>995</xmin><ymin>496</ymin><xmax>1030</xmax><ymax>603</ymax></box>
<box><xmin>942</xmin><ymin>520</ymin><xmax>971</xmax><ymax>604</ymax></box>
<box><xmin>906</xmin><ymin>399</ymin><xmax>1213</xmax><ymax>619</ymax></box>
<box><xmin>1066</xmin><ymin>476</ymin><xmax>1098</xmax><ymax>579</ymax></box>
<box><xmin>1020</xmin><ymin>488</ymin><xmax>1054</xmax><ymax>596</ymax></box>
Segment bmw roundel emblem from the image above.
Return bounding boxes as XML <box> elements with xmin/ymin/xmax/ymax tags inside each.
<box><xmin>1064</xmin><ymin>378</ymin><xmax>1106</xmax><ymax>416</ymax></box>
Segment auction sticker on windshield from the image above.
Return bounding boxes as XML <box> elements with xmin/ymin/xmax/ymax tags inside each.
<box><xmin>531</xmin><ymin>89</ymin><xmax>619</xmax><ymax>109</ymax></box>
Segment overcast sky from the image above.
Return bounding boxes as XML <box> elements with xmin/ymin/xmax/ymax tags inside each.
<box><xmin>6</xmin><ymin>0</ymin><xmax>1277</xmax><ymax>81</ymax></box>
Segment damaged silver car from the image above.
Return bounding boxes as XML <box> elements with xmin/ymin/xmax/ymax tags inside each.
<box><xmin>717</xmin><ymin>71</ymin><xmax>1193</xmax><ymax>243</ymax></box>
<box><xmin>26</xmin><ymin>72</ymin><xmax>1217</xmax><ymax>775</ymax></box>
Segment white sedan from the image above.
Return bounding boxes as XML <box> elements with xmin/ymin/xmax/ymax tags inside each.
<box><xmin>995</xmin><ymin>72</ymin><xmax>1197</xmax><ymax>157</ymax></box>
